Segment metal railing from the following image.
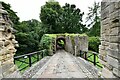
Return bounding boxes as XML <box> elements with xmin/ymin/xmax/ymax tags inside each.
<box><xmin>14</xmin><ymin>49</ymin><xmax>46</xmax><ymax>71</ymax></box>
<box><xmin>80</xmin><ymin>50</ymin><xmax>103</xmax><ymax>68</ymax></box>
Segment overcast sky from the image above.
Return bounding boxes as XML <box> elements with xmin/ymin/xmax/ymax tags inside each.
<box><xmin>1</xmin><ymin>0</ymin><xmax>102</xmax><ymax>23</ymax></box>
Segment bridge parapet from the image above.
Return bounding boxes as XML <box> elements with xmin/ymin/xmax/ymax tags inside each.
<box><xmin>0</xmin><ymin>2</ymin><xmax>21</xmax><ymax>78</ymax></box>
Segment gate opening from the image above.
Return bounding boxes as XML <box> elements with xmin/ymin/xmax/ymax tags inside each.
<box><xmin>56</xmin><ymin>37</ymin><xmax>65</xmax><ymax>50</ymax></box>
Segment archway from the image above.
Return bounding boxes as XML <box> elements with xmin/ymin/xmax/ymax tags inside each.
<box><xmin>56</xmin><ymin>37</ymin><xmax>65</xmax><ymax>50</ymax></box>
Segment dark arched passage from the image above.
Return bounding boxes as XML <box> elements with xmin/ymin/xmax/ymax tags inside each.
<box><xmin>56</xmin><ymin>37</ymin><xmax>66</xmax><ymax>50</ymax></box>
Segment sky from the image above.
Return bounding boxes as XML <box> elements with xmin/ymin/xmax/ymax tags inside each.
<box><xmin>1</xmin><ymin>0</ymin><xmax>102</xmax><ymax>24</ymax></box>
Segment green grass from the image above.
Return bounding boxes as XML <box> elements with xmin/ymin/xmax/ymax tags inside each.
<box><xmin>15</xmin><ymin>54</ymin><xmax>42</xmax><ymax>73</ymax></box>
<box><xmin>87</xmin><ymin>51</ymin><xmax>103</xmax><ymax>70</ymax></box>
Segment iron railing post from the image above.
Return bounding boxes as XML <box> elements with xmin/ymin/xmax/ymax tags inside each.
<box><xmin>42</xmin><ymin>50</ymin><xmax>44</xmax><ymax>58</ymax></box>
<box><xmin>37</xmin><ymin>52</ymin><xmax>40</xmax><ymax>61</ymax></box>
<box><xmin>28</xmin><ymin>55</ymin><xmax>32</xmax><ymax>67</ymax></box>
<box><xmin>80</xmin><ymin>50</ymin><xmax>82</xmax><ymax>57</ymax></box>
<box><xmin>94</xmin><ymin>54</ymin><xmax>96</xmax><ymax>66</ymax></box>
<box><xmin>84</xmin><ymin>52</ymin><xmax>87</xmax><ymax>60</ymax></box>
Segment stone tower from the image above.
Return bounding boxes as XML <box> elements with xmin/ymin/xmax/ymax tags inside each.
<box><xmin>99</xmin><ymin>0</ymin><xmax>120</xmax><ymax>78</ymax></box>
<box><xmin>0</xmin><ymin>2</ymin><xmax>21</xmax><ymax>78</ymax></box>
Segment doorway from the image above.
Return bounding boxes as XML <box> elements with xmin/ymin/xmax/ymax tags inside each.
<box><xmin>56</xmin><ymin>37</ymin><xmax>65</xmax><ymax>50</ymax></box>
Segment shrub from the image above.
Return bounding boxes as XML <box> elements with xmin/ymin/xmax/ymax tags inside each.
<box><xmin>39</xmin><ymin>34</ymin><xmax>53</xmax><ymax>55</ymax></box>
<box><xmin>88</xmin><ymin>37</ymin><xmax>100</xmax><ymax>52</ymax></box>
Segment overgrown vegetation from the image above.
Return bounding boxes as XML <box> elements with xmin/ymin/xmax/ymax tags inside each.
<box><xmin>39</xmin><ymin>34</ymin><xmax>53</xmax><ymax>56</ymax></box>
<box><xmin>88</xmin><ymin>37</ymin><xmax>100</xmax><ymax>52</ymax></box>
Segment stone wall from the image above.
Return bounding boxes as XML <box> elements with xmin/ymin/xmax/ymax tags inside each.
<box><xmin>0</xmin><ymin>2</ymin><xmax>21</xmax><ymax>78</ymax></box>
<box><xmin>65</xmin><ymin>35</ymin><xmax>88</xmax><ymax>56</ymax></box>
<box><xmin>100</xmin><ymin>0</ymin><xmax>120</xmax><ymax>78</ymax></box>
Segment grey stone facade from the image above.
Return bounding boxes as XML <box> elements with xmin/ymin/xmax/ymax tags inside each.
<box><xmin>100</xmin><ymin>0</ymin><xmax>120</xmax><ymax>78</ymax></box>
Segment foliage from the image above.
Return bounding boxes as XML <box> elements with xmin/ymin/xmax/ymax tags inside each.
<box><xmin>39</xmin><ymin>34</ymin><xmax>53</xmax><ymax>55</ymax></box>
<box><xmin>58</xmin><ymin>3</ymin><xmax>87</xmax><ymax>33</ymax></box>
<box><xmin>1</xmin><ymin>2</ymin><xmax>20</xmax><ymax>29</ymax></box>
<box><xmin>88</xmin><ymin>37</ymin><xmax>100</xmax><ymax>52</ymax></box>
<box><xmin>16</xmin><ymin>19</ymin><xmax>43</xmax><ymax>55</ymax></box>
<box><xmin>40</xmin><ymin>1</ymin><xmax>88</xmax><ymax>33</ymax></box>
<box><xmin>58</xmin><ymin>39</ymin><xmax>64</xmax><ymax>48</ymax></box>
<box><xmin>40</xmin><ymin>1</ymin><xmax>62</xmax><ymax>33</ymax></box>
<box><xmin>86</xmin><ymin>2</ymin><xmax>101</xmax><ymax>37</ymax></box>
<box><xmin>87</xmin><ymin>21</ymin><xmax>100</xmax><ymax>37</ymax></box>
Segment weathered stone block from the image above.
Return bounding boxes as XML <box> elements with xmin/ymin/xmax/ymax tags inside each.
<box><xmin>101</xmin><ymin>67</ymin><xmax>114</xmax><ymax>78</ymax></box>
<box><xmin>104</xmin><ymin>35</ymin><xmax>110</xmax><ymax>41</ymax></box>
<box><xmin>115</xmin><ymin>1</ymin><xmax>120</xmax><ymax>9</ymax></box>
<box><xmin>9</xmin><ymin>65</ymin><xmax>17</xmax><ymax>73</ymax></box>
<box><xmin>0</xmin><ymin>66</ymin><xmax>2</xmax><ymax>74</ymax></box>
<box><xmin>0</xmin><ymin>74</ymin><xmax>3</xmax><ymax>80</ymax></box>
<box><xmin>0</xmin><ymin>41</ymin><xmax>4</xmax><ymax>47</ymax></box>
<box><xmin>65</xmin><ymin>36</ymin><xmax>74</xmax><ymax>54</ymax></box>
<box><xmin>110</xmin><ymin>11</ymin><xmax>120</xmax><ymax>21</ymax></box>
<box><xmin>1</xmin><ymin>58</ymin><xmax>14</xmax><ymax>65</ymax></box>
<box><xmin>107</xmin><ymin>55</ymin><xmax>119</xmax><ymax>69</ymax></box>
<box><xmin>108</xmin><ymin>48</ymin><xmax>120</xmax><ymax>59</ymax></box>
<box><xmin>109</xmin><ymin>35</ymin><xmax>120</xmax><ymax>43</ymax></box>
<box><xmin>5</xmin><ymin>70</ymin><xmax>22</xmax><ymax>78</ymax></box>
<box><xmin>99</xmin><ymin>45</ymin><xmax>105</xmax><ymax>50</ymax></box>
<box><xmin>101</xmin><ymin>41</ymin><xmax>109</xmax><ymax>46</ymax></box>
<box><xmin>101</xmin><ymin>2</ymin><xmax>109</xmax><ymax>10</ymax></box>
<box><xmin>99</xmin><ymin>49</ymin><xmax>107</xmax><ymax>56</ymax></box>
<box><xmin>110</xmin><ymin>21</ymin><xmax>120</xmax><ymax>28</ymax></box>
<box><xmin>1</xmin><ymin>63</ymin><xmax>14</xmax><ymax>73</ymax></box>
<box><xmin>101</xmin><ymin>18</ymin><xmax>110</xmax><ymax>25</ymax></box>
<box><xmin>0</xmin><ymin>32</ymin><xmax>2</xmax><ymax>38</ymax></box>
<box><xmin>4</xmin><ymin>40</ymin><xmax>11</xmax><ymax>47</ymax></box>
<box><xmin>101</xmin><ymin>8</ymin><xmax>109</xmax><ymax>20</ymax></box>
<box><xmin>110</xmin><ymin>27</ymin><xmax>120</xmax><ymax>36</ymax></box>
<box><xmin>105</xmin><ymin>29</ymin><xmax>110</xmax><ymax>36</ymax></box>
<box><xmin>79</xmin><ymin>36</ymin><xmax>88</xmax><ymax>52</ymax></box>
<box><xmin>109</xmin><ymin>43</ymin><xmax>119</xmax><ymax>50</ymax></box>
<box><xmin>109</xmin><ymin>2</ymin><xmax>120</xmax><ymax>13</ymax></box>
<box><xmin>0</xmin><ymin>61</ymin><xmax>1</xmax><ymax>66</ymax></box>
<box><xmin>113</xmin><ymin>68</ymin><xmax>120</xmax><ymax>77</ymax></box>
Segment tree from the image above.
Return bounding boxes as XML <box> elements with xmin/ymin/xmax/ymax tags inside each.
<box><xmin>2</xmin><ymin>2</ymin><xmax>46</xmax><ymax>55</ymax></box>
<box><xmin>1</xmin><ymin>2</ymin><xmax>20</xmax><ymax>29</ymax></box>
<box><xmin>40</xmin><ymin>1</ymin><xmax>88</xmax><ymax>34</ymax></box>
<box><xmin>40</xmin><ymin>1</ymin><xmax>62</xmax><ymax>33</ymax></box>
<box><xmin>16</xmin><ymin>19</ymin><xmax>44</xmax><ymax>55</ymax></box>
<box><xmin>86</xmin><ymin>2</ymin><xmax>100</xmax><ymax>36</ymax></box>
<box><xmin>58</xmin><ymin>3</ymin><xmax>86</xmax><ymax>33</ymax></box>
